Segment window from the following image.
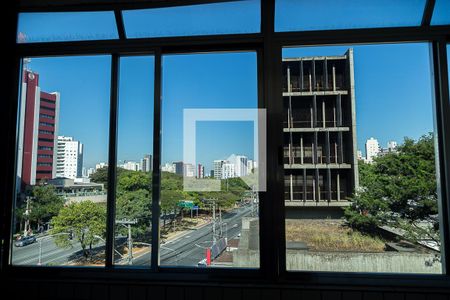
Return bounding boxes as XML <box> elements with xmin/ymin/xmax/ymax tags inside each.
<box><xmin>160</xmin><ymin>52</ymin><xmax>262</xmax><ymax>268</ymax></box>
<box><xmin>114</xmin><ymin>56</ymin><xmax>155</xmax><ymax>267</ymax></box>
<box><xmin>11</xmin><ymin>56</ymin><xmax>111</xmax><ymax>267</ymax></box>
<box><xmin>17</xmin><ymin>11</ymin><xmax>119</xmax><ymax>43</ymax></box>
<box><xmin>5</xmin><ymin>0</ymin><xmax>450</xmax><ymax>289</ymax></box>
<box><xmin>122</xmin><ymin>0</ymin><xmax>260</xmax><ymax>38</ymax></box>
<box><xmin>431</xmin><ymin>0</ymin><xmax>450</xmax><ymax>25</ymax></box>
<box><xmin>275</xmin><ymin>0</ymin><xmax>426</xmax><ymax>32</ymax></box>
<box><xmin>282</xmin><ymin>43</ymin><xmax>442</xmax><ymax>273</ymax></box>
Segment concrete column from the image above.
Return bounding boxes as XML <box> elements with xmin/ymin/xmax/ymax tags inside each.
<box><xmin>313</xmin><ymin>95</ymin><xmax>317</xmax><ymax>127</ymax></box>
<box><xmin>300</xmin><ymin>135</ymin><xmax>304</xmax><ymax>164</ymax></box>
<box><xmin>287</xmin><ymin>66</ymin><xmax>291</xmax><ymax>93</ymax></box>
<box><xmin>287</xmin><ymin>108</ymin><xmax>290</xmax><ymax>128</ymax></box>
<box><xmin>327</xmin><ymin>168</ymin><xmax>332</xmax><ymax>202</ymax></box>
<box><xmin>288</xmin><ymin>142</ymin><xmax>292</xmax><ymax>164</ymax></box>
<box><xmin>338</xmin><ymin>132</ymin><xmax>344</xmax><ymax>164</ymax></box>
<box><xmin>332</xmin><ymin>65</ymin><xmax>336</xmax><ymax>91</ymax></box>
<box><xmin>337</xmin><ymin>94</ymin><xmax>342</xmax><ymax>126</ymax></box>
<box><xmin>315</xmin><ymin>169</ymin><xmax>320</xmax><ymax>202</ymax></box>
<box><xmin>309</xmin><ymin>73</ymin><xmax>312</xmax><ymax>92</ymax></box>
<box><xmin>337</xmin><ymin>172</ymin><xmax>341</xmax><ymax>201</ymax></box>
<box><xmin>326</xmin><ymin>131</ymin><xmax>330</xmax><ymax>164</ymax></box>
<box><xmin>310</xmin><ymin>104</ymin><xmax>313</xmax><ymax>128</ymax></box>
<box><xmin>303</xmin><ymin>169</ymin><xmax>307</xmax><ymax>202</ymax></box>
<box><xmin>322</xmin><ymin>100</ymin><xmax>326</xmax><ymax>128</ymax></box>
<box><xmin>314</xmin><ymin>132</ymin><xmax>318</xmax><ymax>164</ymax></box>
<box><xmin>312</xmin><ymin>177</ymin><xmax>316</xmax><ymax>202</ymax></box>
<box><xmin>290</xmin><ymin>174</ymin><xmax>293</xmax><ymax>201</ymax></box>
<box><xmin>300</xmin><ymin>60</ymin><xmax>304</xmax><ymax>91</ymax></box>
<box><xmin>312</xmin><ymin>59</ymin><xmax>316</xmax><ymax>91</ymax></box>
<box><xmin>334</xmin><ymin>142</ymin><xmax>338</xmax><ymax>164</ymax></box>
<box><xmin>333</xmin><ymin>106</ymin><xmax>336</xmax><ymax>127</ymax></box>
<box><xmin>324</xmin><ymin>58</ymin><xmax>328</xmax><ymax>90</ymax></box>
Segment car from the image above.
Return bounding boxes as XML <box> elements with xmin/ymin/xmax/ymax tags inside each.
<box><xmin>14</xmin><ymin>235</ymin><xmax>37</xmax><ymax>247</ymax></box>
<box><xmin>197</xmin><ymin>258</ymin><xmax>207</xmax><ymax>267</ymax></box>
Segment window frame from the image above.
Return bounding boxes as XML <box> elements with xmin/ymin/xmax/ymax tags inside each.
<box><xmin>1</xmin><ymin>0</ymin><xmax>450</xmax><ymax>288</ymax></box>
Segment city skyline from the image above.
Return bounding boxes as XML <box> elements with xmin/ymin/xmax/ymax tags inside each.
<box><xmin>24</xmin><ymin>43</ymin><xmax>434</xmax><ymax>171</ymax></box>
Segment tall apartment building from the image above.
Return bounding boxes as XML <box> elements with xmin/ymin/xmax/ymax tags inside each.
<box><xmin>283</xmin><ymin>49</ymin><xmax>358</xmax><ymax>207</ymax></box>
<box><xmin>17</xmin><ymin>70</ymin><xmax>60</xmax><ymax>186</ymax></box>
<box><xmin>141</xmin><ymin>154</ymin><xmax>152</xmax><ymax>173</ymax></box>
<box><xmin>213</xmin><ymin>160</ymin><xmax>226</xmax><ymax>180</ymax></box>
<box><xmin>365</xmin><ymin>137</ymin><xmax>379</xmax><ymax>163</ymax></box>
<box><xmin>173</xmin><ymin>161</ymin><xmax>184</xmax><ymax>176</ymax></box>
<box><xmin>197</xmin><ymin>164</ymin><xmax>204</xmax><ymax>178</ymax></box>
<box><xmin>56</xmin><ymin>136</ymin><xmax>83</xmax><ymax>179</ymax></box>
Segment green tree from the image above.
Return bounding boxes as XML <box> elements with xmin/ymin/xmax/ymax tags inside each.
<box><xmin>17</xmin><ymin>185</ymin><xmax>64</xmax><ymax>231</ymax></box>
<box><xmin>51</xmin><ymin>201</ymin><xmax>106</xmax><ymax>259</ymax></box>
<box><xmin>116</xmin><ymin>189</ymin><xmax>152</xmax><ymax>239</ymax></box>
<box><xmin>117</xmin><ymin>170</ymin><xmax>151</xmax><ymax>193</ymax></box>
<box><xmin>345</xmin><ymin>133</ymin><xmax>439</xmax><ymax>245</ymax></box>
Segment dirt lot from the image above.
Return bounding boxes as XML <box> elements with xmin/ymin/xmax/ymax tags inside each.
<box><xmin>285</xmin><ymin>219</ymin><xmax>386</xmax><ymax>252</ymax></box>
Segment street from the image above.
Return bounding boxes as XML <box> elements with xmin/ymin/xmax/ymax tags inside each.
<box><xmin>11</xmin><ymin>204</ymin><xmax>254</xmax><ymax>267</ymax></box>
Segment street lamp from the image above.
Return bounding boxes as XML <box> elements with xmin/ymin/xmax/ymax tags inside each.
<box><xmin>37</xmin><ymin>232</ymin><xmax>71</xmax><ymax>266</ymax></box>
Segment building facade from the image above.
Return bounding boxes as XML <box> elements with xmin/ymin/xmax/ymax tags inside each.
<box><xmin>365</xmin><ymin>137</ymin><xmax>380</xmax><ymax>163</ymax></box>
<box><xmin>56</xmin><ymin>136</ymin><xmax>83</xmax><ymax>179</ymax></box>
<box><xmin>197</xmin><ymin>164</ymin><xmax>204</xmax><ymax>178</ymax></box>
<box><xmin>141</xmin><ymin>154</ymin><xmax>152</xmax><ymax>173</ymax></box>
<box><xmin>17</xmin><ymin>70</ymin><xmax>60</xmax><ymax>187</ymax></box>
<box><xmin>282</xmin><ymin>49</ymin><xmax>358</xmax><ymax>205</ymax></box>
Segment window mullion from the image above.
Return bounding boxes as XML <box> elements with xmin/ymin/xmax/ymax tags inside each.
<box><xmin>106</xmin><ymin>53</ymin><xmax>120</xmax><ymax>268</ymax></box>
<box><xmin>151</xmin><ymin>49</ymin><xmax>162</xmax><ymax>270</ymax></box>
<box><xmin>432</xmin><ymin>40</ymin><xmax>450</xmax><ymax>274</ymax></box>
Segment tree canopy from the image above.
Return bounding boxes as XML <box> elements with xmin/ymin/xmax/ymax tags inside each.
<box><xmin>51</xmin><ymin>201</ymin><xmax>106</xmax><ymax>259</ymax></box>
<box><xmin>344</xmin><ymin>133</ymin><xmax>439</xmax><ymax>245</ymax></box>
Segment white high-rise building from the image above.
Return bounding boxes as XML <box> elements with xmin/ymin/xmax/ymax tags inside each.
<box><xmin>365</xmin><ymin>137</ymin><xmax>380</xmax><ymax>163</ymax></box>
<box><xmin>213</xmin><ymin>160</ymin><xmax>227</xmax><ymax>180</ymax></box>
<box><xmin>162</xmin><ymin>163</ymin><xmax>175</xmax><ymax>173</ymax></box>
<box><xmin>233</xmin><ymin>155</ymin><xmax>248</xmax><ymax>177</ymax></box>
<box><xmin>141</xmin><ymin>154</ymin><xmax>152</xmax><ymax>173</ymax></box>
<box><xmin>122</xmin><ymin>161</ymin><xmax>141</xmax><ymax>171</ymax></box>
<box><xmin>247</xmin><ymin>160</ymin><xmax>254</xmax><ymax>174</ymax></box>
<box><xmin>56</xmin><ymin>136</ymin><xmax>83</xmax><ymax>179</ymax></box>
<box><xmin>387</xmin><ymin>141</ymin><xmax>398</xmax><ymax>152</ymax></box>
<box><xmin>222</xmin><ymin>163</ymin><xmax>235</xmax><ymax>179</ymax></box>
<box><xmin>184</xmin><ymin>163</ymin><xmax>195</xmax><ymax>177</ymax></box>
<box><xmin>95</xmin><ymin>162</ymin><xmax>108</xmax><ymax>170</ymax></box>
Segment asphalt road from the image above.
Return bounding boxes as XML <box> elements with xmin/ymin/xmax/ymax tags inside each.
<box><xmin>133</xmin><ymin>204</ymin><xmax>253</xmax><ymax>267</ymax></box>
<box><xmin>11</xmin><ymin>204</ymin><xmax>254</xmax><ymax>267</ymax></box>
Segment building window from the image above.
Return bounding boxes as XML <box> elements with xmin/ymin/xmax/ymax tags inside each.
<box><xmin>160</xmin><ymin>51</ymin><xmax>261</xmax><ymax>268</ymax></box>
<box><xmin>282</xmin><ymin>43</ymin><xmax>442</xmax><ymax>273</ymax></box>
<box><xmin>11</xmin><ymin>56</ymin><xmax>110</xmax><ymax>267</ymax></box>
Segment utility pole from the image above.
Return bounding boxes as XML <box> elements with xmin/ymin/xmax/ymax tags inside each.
<box><xmin>116</xmin><ymin>219</ymin><xmax>137</xmax><ymax>265</ymax></box>
<box><xmin>23</xmin><ymin>196</ymin><xmax>31</xmax><ymax>236</ymax></box>
<box><xmin>202</xmin><ymin>198</ymin><xmax>219</xmax><ymax>244</ymax></box>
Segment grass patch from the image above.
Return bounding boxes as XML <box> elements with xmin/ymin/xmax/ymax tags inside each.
<box><xmin>286</xmin><ymin>219</ymin><xmax>386</xmax><ymax>252</ymax></box>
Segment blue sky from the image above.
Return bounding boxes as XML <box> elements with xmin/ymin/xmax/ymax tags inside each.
<box><xmin>283</xmin><ymin>43</ymin><xmax>434</xmax><ymax>155</ymax></box>
<box><xmin>25</xmin><ymin>43</ymin><xmax>435</xmax><ymax>171</ymax></box>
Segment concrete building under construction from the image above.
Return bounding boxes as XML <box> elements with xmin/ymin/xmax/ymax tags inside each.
<box><xmin>283</xmin><ymin>49</ymin><xmax>358</xmax><ymax>215</ymax></box>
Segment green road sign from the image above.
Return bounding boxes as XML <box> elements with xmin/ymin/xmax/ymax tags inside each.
<box><xmin>177</xmin><ymin>200</ymin><xmax>194</xmax><ymax>208</ymax></box>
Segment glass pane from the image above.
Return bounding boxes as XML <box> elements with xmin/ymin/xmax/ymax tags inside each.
<box><xmin>11</xmin><ymin>56</ymin><xmax>111</xmax><ymax>266</ymax></box>
<box><xmin>160</xmin><ymin>52</ymin><xmax>262</xmax><ymax>268</ymax></box>
<box><xmin>275</xmin><ymin>0</ymin><xmax>426</xmax><ymax>32</ymax></box>
<box><xmin>432</xmin><ymin>0</ymin><xmax>450</xmax><ymax>25</ymax></box>
<box><xmin>282</xmin><ymin>43</ymin><xmax>442</xmax><ymax>273</ymax></box>
<box><xmin>114</xmin><ymin>56</ymin><xmax>154</xmax><ymax>266</ymax></box>
<box><xmin>17</xmin><ymin>11</ymin><xmax>118</xmax><ymax>43</ymax></box>
<box><xmin>123</xmin><ymin>0</ymin><xmax>260</xmax><ymax>38</ymax></box>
